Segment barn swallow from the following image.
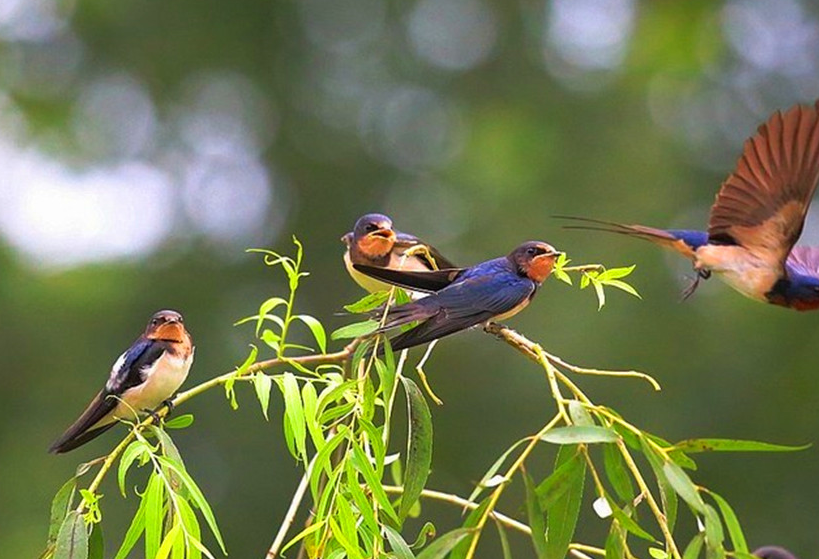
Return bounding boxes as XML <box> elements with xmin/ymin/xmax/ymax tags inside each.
<box><xmin>753</xmin><ymin>547</ymin><xmax>798</xmax><ymax>559</ymax></box>
<box><xmin>49</xmin><ymin>310</ymin><xmax>194</xmax><ymax>454</ymax></box>
<box><xmin>341</xmin><ymin>213</ymin><xmax>456</xmax><ymax>294</ymax></box>
<box><xmin>353</xmin><ymin>241</ymin><xmax>561</xmax><ymax>351</ymax></box>
<box><xmin>560</xmin><ymin>99</ymin><xmax>819</xmax><ymax>310</ymax></box>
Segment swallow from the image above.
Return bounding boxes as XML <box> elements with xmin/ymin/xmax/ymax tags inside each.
<box><xmin>754</xmin><ymin>546</ymin><xmax>798</xmax><ymax>559</ymax></box>
<box><xmin>353</xmin><ymin>241</ymin><xmax>561</xmax><ymax>351</ymax></box>
<box><xmin>559</xmin><ymin>99</ymin><xmax>819</xmax><ymax>310</ymax></box>
<box><xmin>341</xmin><ymin>213</ymin><xmax>456</xmax><ymax>294</ymax></box>
<box><xmin>49</xmin><ymin>310</ymin><xmax>194</xmax><ymax>454</ymax></box>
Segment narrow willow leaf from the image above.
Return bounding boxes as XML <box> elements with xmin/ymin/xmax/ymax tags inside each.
<box><xmin>48</xmin><ymin>478</ymin><xmax>77</xmax><ymax>542</ymax></box>
<box><xmin>415</xmin><ymin>529</ymin><xmax>474</xmax><ymax>559</ymax></box>
<box><xmin>523</xmin><ymin>471</ymin><xmax>547</xmax><ymax>558</ymax></box>
<box><xmin>383</xmin><ymin>525</ymin><xmax>416</xmax><ymax>559</ymax></box>
<box><xmin>163</xmin><ymin>414</ymin><xmax>195</xmax><ymax>430</ymax></box>
<box><xmin>540</xmin><ymin>425</ymin><xmax>618</xmax><ymax>444</ymax></box>
<box><xmin>358</xmin><ymin>418</ymin><xmax>386</xmax><ymax>476</ymax></box>
<box><xmin>495</xmin><ymin>520</ymin><xmax>513</xmax><ymax>559</ymax></box>
<box><xmin>374</xmin><ymin>358</ymin><xmax>395</xmax><ymax>405</ymax></box>
<box><xmin>708</xmin><ymin>491</ymin><xmax>748</xmax><ymax>553</ymax></box>
<box><xmin>703</xmin><ymin>503</ymin><xmax>725</xmax><ymax>550</ymax></box>
<box><xmin>87</xmin><ymin>526</ymin><xmax>103</xmax><ymax>559</ymax></box>
<box><xmin>535</xmin><ymin>448</ymin><xmax>584</xmax><ymax>511</ymax></box>
<box><xmin>568</xmin><ymin>400</ymin><xmax>595</xmax><ymax>426</ymax></box>
<box><xmin>54</xmin><ymin>511</ymin><xmax>88</xmax><ymax>559</ymax></box>
<box><xmin>175</xmin><ymin>498</ymin><xmax>203</xmax><ymax>559</ymax></box>
<box><xmin>113</xmin><ymin>486</ymin><xmax>147</xmax><ymax>559</ymax></box>
<box><xmin>344</xmin><ymin>291</ymin><xmax>391</xmax><ymax>313</ymax></box>
<box><xmin>683</xmin><ymin>533</ymin><xmax>705</xmax><ymax>559</ymax></box>
<box><xmin>344</xmin><ymin>459</ymin><xmax>379</xmax><ymax>536</ymax></box>
<box><xmin>662</xmin><ymin>461</ymin><xmax>706</xmax><ymax>513</ymax></box>
<box><xmin>592</xmin><ymin>278</ymin><xmax>606</xmax><ymax>309</ymax></box>
<box><xmin>155</xmin><ymin>522</ymin><xmax>182</xmax><ymax>559</ymax></box>
<box><xmin>350</xmin><ymin>441</ymin><xmax>400</xmax><ymax>525</ymax></box>
<box><xmin>302</xmin><ymin>382</ymin><xmax>324</xmax><ymax>451</ymax></box>
<box><xmin>281</xmin><ymin>520</ymin><xmax>327</xmax><ymax>555</ymax></box>
<box><xmin>603</xmin><ymin>443</ymin><xmax>635</xmax><ymax>503</ymax></box>
<box><xmin>335</xmin><ymin>494</ymin><xmax>359</xmax><ymax>552</ymax></box>
<box><xmin>144</xmin><ymin>474</ymin><xmax>165</xmax><ymax>559</ymax></box>
<box><xmin>673</xmin><ymin>438</ymin><xmax>809</xmax><ymax>454</ymax></box>
<box><xmin>118</xmin><ymin>441</ymin><xmax>148</xmax><ymax>497</ymax></box>
<box><xmin>605</xmin><ymin>522</ymin><xmax>626</xmax><ymax>559</ymax></box>
<box><xmin>330</xmin><ymin>319</ymin><xmax>380</xmax><ymax>340</ymax></box>
<box><xmin>328</xmin><ymin>517</ymin><xmax>365</xmax><ymax>559</ymax></box>
<box><xmin>226</xmin><ymin>345</ymin><xmax>258</xmax><ymax>409</ymax></box>
<box><xmin>608</xmin><ymin>496</ymin><xmax>657</xmax><ymax>542</ymax></box>
<box><xmin>295</xmin><ymin>314</ymin><xmax>327</xmax><ymax>353</ymax></box>
<box><xmin>310</xmin><ymin>427</ymin><xmax>348</xmax><ymax>500</ymax></box>
<box><xmin>279</xmin><ymin>372</ymin><xmax>307</xmax><ymax>462</ymax></box>
<box><xmin>649</xmin><ymin>548</ymin><xmax>668</xmax><ymax>558</ymax></box>
<box><xmin>254</xmin><ymin>297</ymin><xmax>288</xmax><ymax>336</ymax></box>
<box><xmin>545</xmin><ymin>445</ymin><xmax>586</xmax><ymax>559</ymax></box>
<box><xmin>399</xmin><ymin>377</ymin><xmax>433</xmax><ymax>522</ymax></box>
<box><xmin>410</xmin><ymin>522</ymin><xmax>437</xmax><ymax>549</ymax></box>
<box><xmin>468</xmin><ymin>438</ymin><xmax>528</xmax><ymax>502</ymax></box>
<box><xmin>253</xmin><ymin>372</ymin><xmax>273</xmax><ymax>421</ymax></box>
<box><xmin>157</xmin><ymin>457</ymin><xmax>228</xmax><ymax>554</ymax></box>
<box><xmin>449</xmin><ymin>499</ymin><xmax>490</xmax><ymax>559</ymax></box>
<box><xmin>603</xmin><ymin>279</ymin><xmax>642</xmax><ymax>298</ymax></box>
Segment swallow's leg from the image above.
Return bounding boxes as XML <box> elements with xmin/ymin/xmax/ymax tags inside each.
<box><xmin>484</xmin><ymin>322</ymin><xmax>509</xmax><ymax>339</ymax></box>
<box><xmin>144</xmin><ymin>399</ymin><xmax>175</xmax><ymax>424</ymax></box>
<box><xmin>416</xmin><ymin>340</ymin><xmax>444</xmax><ymax>406</ymax></box>
<box><xmin>681</xmin><ymin>268</ymin><xmax>711</xmax><ymax>301</ymax></box>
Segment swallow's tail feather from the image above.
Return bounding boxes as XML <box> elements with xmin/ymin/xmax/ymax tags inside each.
<box><xmin>388</xmin><ymin>311</ymin><xmax>495</xmax><ymax>351</ymax></box>
<box><xmin>556</xmin><ymin>215</ymin><xmax>705</xmax><ymax>260</ymax></box>
<box><xmin>49</xmin><ymin>391</ymin><xmax>116</xmax><ymax>454</ymax></box>
<box><xmin>353</xmin><ymin>263</ymin><xmax>463</xmax><ymax>293</ymax></box>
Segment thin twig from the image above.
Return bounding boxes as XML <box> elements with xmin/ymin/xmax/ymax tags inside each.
<box><xmin>267</xmin><ymin>457</ymin><xmax>315</xmax><ymax>559</ymax></box>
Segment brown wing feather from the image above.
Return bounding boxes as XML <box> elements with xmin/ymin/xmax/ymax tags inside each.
<box><xmin>707</xmin><ymin>100</ymin><xmax>819</xmax><ymax>269</ymax></box>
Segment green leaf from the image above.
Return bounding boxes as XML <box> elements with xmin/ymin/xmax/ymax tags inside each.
<box><xmin>156</xmin><ymin>457</ymin><xmax>228</xmax><ymax>554</ymax></box>
<box><xmin>328</xmin><ymin>517</ymin><xmax>365</xmax><ymax>559</ymax></box>
<box><xmin>87</xmin><ymin>526</ymin><xmax>103</xmax><ymax>559</ymax></box>
<box><xmin>449</xmin><ymin>499</ymin><xmax>490</xmax><ymax>559</ymax></box>
<box><xmin>175</xmin><ymin>498</ymin><xmax>202</xmax><ymax>559</ymax></box>
<box><xmin>568</xmin><ymin>400</ymin><xmax>595</xmax><ymax>426</ymax></box>
<box><xmin>301</xmin><ymin>382</ymin><xmax>324</xmax><ymax>451</ymax></box>
<box><xmin>331</xmin><ymin>319</ymin><xmax>379</xmax><ymax>340</ymax></box>
<box><xmin>54</xmin><ymin>511</ymin><xmax>88</xmax><ymax>559</ymax></box>
<box><xmin>708</xmin><ymin>491</ymin><xmax>748</xmax><ymax>553</ymax></box>
<box><xmin>597</xmin><ymin>265</ymin><xmax>636</xmax><ymax>281</ymax></box>
<box><xmin>118</xmin><ymin>441</ymin><xmax>148</xmax><ymax>497</ymax></box>
<box><xmin>468</xmin><ymin>438</ymin><xmax>528</xmax><ymax>502</ymax></box>
<box><xmin>48</xmin><ymin>478</ymin><xmax>77</xmax><ymax>543</ymax></box>
<box><xmin>683</xmin><ymin>533</ymin><xmax>705</xmax><ymax>559</ymax></box>
<box><xmin>350</xmin><ymin>441</ymin><xmax>400</xmax><ymax>525</ymax></box>
<box><xmin>540</xmin><ymin>425</ymin><xmax>619</xmax><ymax>444</ymax></box>
<box><xmin>608</xmin><ymin>497</ymin><xmax>657</xmax><ymax>542</ymax></box>
<box><xmin>662</xmin><ymin>461</ymin><xmax>706</xmax><ymax>513</ymax></box>
<box><xmin>534</xmin><ymin>449</ymin><xmax>584</xmax><ymax>512</ymax></box>
<box><xmin>703</xmin><ymin>503</ymin><xmax>725</xmax><ymax>552</ymax></box>
<box><xmin>649</xmin><ymin>548</ymin><xmax>668</xmax><ymax>559</ymax></box>
<box><xmin>602</xmin><ymin>279</ymin><xmax>642</xmax><ymax>299</ymax></box>
<box><xmin>673</xmin><ymin>438</ymin><xmax>810</xmax><ymax>454</ymax></box>
<box><xmin>294</xmin><ymin>314</ymin><xmax>327</xmax><ymax>353</ymax></box>
<box><xmin>416</xmin><ymin>529</ymin><xmax>473</xmax><ymax>559</ymax></box>
<box><xmin>310</xmin><ymin>427</ymin><xmax>349</xmax><ymax>500</ymax></box>
<box><xmin>640</xmin><ymin>438</ymin><xmax>679</xmax><ymax>533</ymax></box>
<box><xmin>605</xmin><ymin>522</ymin><xmax>626</xmax><ymax>559</ymax></box>
<box><xmin>495</xmin><ymin>520</ymin><xmax>513</xmax><ymax>559</ymax></box>
<box><xmin>410</xmin><ymin>522</ymin><xmax>437</xmax><ymax>549</ymax></box>
<box><xmin>603</xmin><ymin>443</ymin><xmax>635</xmax><ymax>503</ymax></box>
<box><xmin>163</xmin><ymin>414</ymin><xmax>195</xmax><ymax>430</ymax></box>
<box><xmin>226</xmin><ymin>345</ymin><xmax>258</xmax><ymax>409</ymax></box>
<box><xmin>344</xmin><ymin>291</ymin><xmax>391</xmax><ymax>314</ymax></box>
<box><xmin>592</xmin><ymin>278</ymin><xmax>606</xmax><ymax>309</ymax></box>
<box><xmin>399</xmin><ymin>377</ymin><xmax>434</xmax><ymax>523</ymax></box>
<box><xmin>144</xmin><ymin>473</ymin><xmax>164</xmax><ymax>559</ymax></box>
<box><xmin>545</xmin><ymin>445</ymin><xmax>586</xmax><ymax>559</ymax></box>
<box><xmin>253</xmin><ymin>372</ymin><xmax>273</xmax><ymax>421</ymax></box>
<box><xmin>523</xmin><ymin>471</ymin><xmax>547</xmax><ymax>558</ymax></box>
<box><xmin>113</xmin><ymin>486</ymin><xmax>147</xmax><ymax>559</ymax></box>
<box><xmin>155</xmin><ymin>522</ymin><xmax>182</xmax><ymax>559</ymax></box>
<box><xmin>254</xmin><ymin>297</ymin><xmax>288</xmax><ymax>336</ymax></box>
<box><xmin>344</xmin><ymin>459</ymin><xmax>379</xmax><ymax>537</ymax></box>
<box><xmin>278</xmin><ymin>372</ymin><xmax>307</xmax><ymax>462</ymax></box>
<box><xmin>383</xmin><ymin>525</ymin><xmax>416</xmax><ymax>559</ymax></box>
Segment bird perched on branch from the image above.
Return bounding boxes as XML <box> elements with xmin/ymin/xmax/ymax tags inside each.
<box><xmin>49</xmin><ymin>310</ymin><xmax>194</xmax><ymax>454</ymax></box>
<box><xmin>560</xmin><ymin>99</ymin><xmax>819</xmax><ymax>310</ymax></box>
<box><xmin>353</xmin><ymin>241</ymin><xmax>562</xmax><ymax>351</ymax></box>
<box><xmin>341</xmin><ymin>213</ymin><xmax>455</xmax><ymax>294</ymax></box>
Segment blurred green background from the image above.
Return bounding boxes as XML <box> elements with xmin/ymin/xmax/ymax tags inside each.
<box><xmin>2</xmin><ymin>0</ymin><xmax>819</xmax><ymax>556</ymax></box>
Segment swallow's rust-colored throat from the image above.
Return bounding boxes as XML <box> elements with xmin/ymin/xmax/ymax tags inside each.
<box><xmin>357</xmin><ymin>229</ymin><xmax>396</xmax><ymax>258</ymax></box>
<box><xmin>527</xmin><ymin>253</ymin><xmax>558</xmax><ymax>283</ymax></box>
<box><xmin>151</xmin><ymin>322</ymin><xmax>187</xmax><ymax>343</ymax></box>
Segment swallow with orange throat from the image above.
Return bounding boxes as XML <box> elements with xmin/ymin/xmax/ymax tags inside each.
<box><xmin>49</xmin><ymin>310</ymin><xmax>194</xmax><ymax>454</ymax></box>
<box><xmin>559</xmin><ymin>99</ymin><xmax>819</xmax><ymax>310</ymax></box>
<box><xmin>341</xmin><ymin>213</ymin><xmax>456</xmax><ymax>295</ymax></box>
<box><xmin>353</xmin><ymin>241</ymin><xmax>561</xmax><ymax>351</ymax></box>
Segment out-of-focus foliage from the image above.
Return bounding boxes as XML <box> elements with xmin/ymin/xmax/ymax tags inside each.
<box><xmin>2</xmin><ymin>0</ymin><xmax>819</xmax><ymax>557</ymax></box>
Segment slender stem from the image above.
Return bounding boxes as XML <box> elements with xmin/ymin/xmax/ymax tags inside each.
<box><xmin>266</xmin><ymin>457</ymin><xmax>315</xmax><ymax>559</ymax></box>
<box><xmin>382</xmin><ymin>486</ymin><xmax>531</xmax><ymax>535</ymax></box>
<box><xmin>561</xmin><ymin>264</ymin><xmax>605</xmax><ymax>273</ymax></box>
<box><xmin>463</xmin><ymin>414</ymin><xmax>564</xmax><ymax>559</ymax></box>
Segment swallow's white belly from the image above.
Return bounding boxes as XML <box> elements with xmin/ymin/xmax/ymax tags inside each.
<box><xmin>96</xmin><ymin>350</ymin><xmax>194</xmax><ymax>427</ymax></box>
<box><xmin>343</xmin><ymin>251</ymin><xmax>428</xmax><ymax>299</ymax></box>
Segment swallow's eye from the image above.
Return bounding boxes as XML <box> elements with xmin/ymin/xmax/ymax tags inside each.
<box><xmin>364</xmin><ymin>223</ymin><xmax>379</xmax><ymax>233</ymax></box>
<box><xmin>151</xmin><ymin>319</ymin><xmax>159</xmax><ymax>326</ymax></box>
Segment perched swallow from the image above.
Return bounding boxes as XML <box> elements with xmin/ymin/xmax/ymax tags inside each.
<box><xmin>49</xmin><ymin>310</ymin><xmax>194</xmax><ymax>454</ymax></box>
<box><xmin>560</xmin><ymin>100</ymin><xmax>819</xmax><ymax>310</ymax></box>
<box><xmin>341</xmin><ymin>213</ymin><xmax>456</xmax><ymax>294</ymax></box>
<box><xmin>754</xmin><ymin>546</ymin><xmax>798</xmax><ymax>559</ymax></box>
<box><xmin>353</xmin><ymin>241</ymin><xmax>561</xmax><ymax>351</ymax></box>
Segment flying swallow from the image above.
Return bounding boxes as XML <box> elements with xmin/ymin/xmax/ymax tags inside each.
<box><xmin>341</xmin><ymin>213</ymin><xmax>456</xmax><ymax>294</ymax></box>
<box><xmin>560</xmin><ymin>99</ymin><xmax>819</xmax><ymax>310</ymax></box>
<box><xmin>754</xmin><ymin>546</ymin><xmax>798</xmax><ymax>559</ymax></box>
<box><xmin>49</xmin><ymin>310</ymin><xmax>194</xmax><ymax>454</ymax></box>
<box><xmin>353</xmin><ymin>241</ymin><xmax>561</xmax><ymax>351</ymax></box>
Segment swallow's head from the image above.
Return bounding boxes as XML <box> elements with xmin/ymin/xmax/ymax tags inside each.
<box><xmin>145</xmin><ymin>310</ymin><xmax>188</xmax><ymax>342</ymax></box>
<box><xmin>352</xmin><ymin>213</ymin><xmax>396</xmax><ymax>258</ymax></box>
<box><xmin>510</xmin><ymin>241</ymin><xmax>562</xmax><ymax>283</ymax></box>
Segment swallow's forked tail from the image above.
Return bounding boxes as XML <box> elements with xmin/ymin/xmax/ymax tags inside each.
<box><xmin>555</xmin><ymin>215</ymin><xmax>704</xmax><ymax>260</ymax></box>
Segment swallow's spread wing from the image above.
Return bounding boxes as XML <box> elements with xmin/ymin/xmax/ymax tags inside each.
<box><xmin>353</xmin><ymin>263</ymin><xmax>465</xmax><ymax>293</ymax></box>
<box><xmin>785</xmin><ymin>245</ymin><xmax>819</xmax><ymax>278</ymax></box>
<box><xmin>394</xmin><ymin>232</ymin><xmax>457</xmax><ymax>270</ymax></box>
<box><xmin>381</xmin><ymin>271</ymin><xmax>536</xmax><ymax>351</ymax></box>
<box><xmin>49</xmin><ymin>338</ymin><xmax>167</xmax><ymax>454</ymax></box>
<box><xmin>707</xmin><ymin>101</ymin><xmax>819</xmax><ymax>269</ymax></box>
